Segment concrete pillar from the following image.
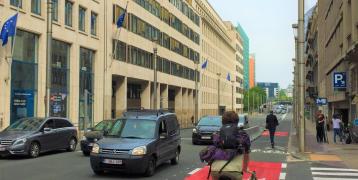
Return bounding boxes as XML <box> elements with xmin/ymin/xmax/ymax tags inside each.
<box><xmin>115</xmin><ymin>77</ymin><xmax>127</xmax><ymax>117</ymax></box>
<box><xmin>182</xmin><ymin>88</ymin><xmax>188</xmax><ymax>128</ymax></box>
<box><xmin>351</xmin><ymin>0</ymin><xmax>358</xmax><ymax>42</ymax></box>
<box><xmin>188</xmin><ymin>89</ymin><xmax>194</xmax><ymax>125</ymax></box>
<box><xmin>160</xmin><ymin>84</ymin><xmax>168</xmax><ymax>109</ymax></box>
<box><xmin>175</xmin><ymin>87</ymin><xmax>183</xmax><ymax>127</ymax></box>
<box><xmin>141</xmin><ymin>81</ymin><xmax>151</xmax><ymax>109</ymax></box>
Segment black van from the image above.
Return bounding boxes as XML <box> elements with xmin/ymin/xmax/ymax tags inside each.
<box><xmin>90</xmin><ymin>110</ymin><xmax>181</xmax><ymax>177</ymax></box>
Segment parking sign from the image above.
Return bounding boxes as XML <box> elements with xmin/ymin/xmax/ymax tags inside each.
<box><xmin>316</xmin><ymin>98</ymin><xmax>327</xmax><ymax>106</ymax></box>
<box><xmin>333</xmin><ymin>72</ymin><xmax>347</xmax><ymax>88</ymax></box>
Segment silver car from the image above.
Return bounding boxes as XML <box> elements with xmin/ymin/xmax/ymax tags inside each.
<box><xmin>0</xmin><ymin>117</ymin><xmax>78</xmax><ymax>158</ymax></box>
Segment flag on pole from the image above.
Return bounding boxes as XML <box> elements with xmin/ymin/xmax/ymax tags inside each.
<box><xmin>226</xmin><ymin>73</ymin><xmax>231</xmax><ymax>81</ymax></box>
<box><xmin>201</xmin><ymin>59</ymin><xmax>208</xmax><ymax>69</ymax></box>
<box><xmin>116</xmin><ymin>9</ymin><xmax>127</xmax><ymax>28</ymax></box>
<box><xmin>0</xmin><ymin>13</ymin><xmax>18</xmax><ymax>46</ymax></box>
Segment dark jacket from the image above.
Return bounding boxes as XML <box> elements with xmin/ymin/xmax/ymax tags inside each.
<box><xmin>266</xmin><ymin>114</ymin><xmax>279</xmax><ymax>129</ymax></box>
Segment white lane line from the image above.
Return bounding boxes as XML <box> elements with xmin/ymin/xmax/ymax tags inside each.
<box><xmin>188</xmin><ymin>168</ymin><xmax>202</xmax><ymax>175</ymax></box>
<box><xmin>313</xmin><ymin>178</ymin><xmax>358</xmax><ymax>180</ymax></box>
<box><xmin>312</xmin><ymin>172</ymin><xmax>358</xmax><ymax>176</ymax></box>
<box><xmin>181</xmin><ymin>138</ymin><xmax>192</xmax><ymax>140</ymax></box>
<box><xmin>76</xmin><ymin>150</ymin><xmax>82</xmax><ymax>153</ymax></box>
<box><xmin>279</xmin><ymin>172</ymin><xmax>286</xmax><ymax>180</ymax></box>
<box><xmin>281</xmin><ymin>163</ymin><xmax>287</xmax><ymax>169</ymax></box>
<box><xmin>311</xmin><ymin>167</ymin><xmax>358</xmax><ymax>172</ymax></box>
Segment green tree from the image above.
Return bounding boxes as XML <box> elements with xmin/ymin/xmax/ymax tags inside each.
<box><xmin>243</xmin><ymin>86</ymin><xmax>267</xmax><ymax>113</ymax></box>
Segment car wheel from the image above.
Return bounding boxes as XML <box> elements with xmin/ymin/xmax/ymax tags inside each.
<box><xmin>93</xmin><ymin>169</ymin><xmax>105</xmax><ymax>175</ymax></box>
<box><xmin>29</xmin><ymin>142</ymin><xmax>40</xmax><ymax>158</ymax></box>
<box><xmin>170</xmin><ymin>149</ymin><xmax>180</xmax><ymax>165</ymax></box>
<box><xmin>144</xmin><ymin>157</ymin><xmax>156</xmax><ymax>177</ymax></box>
<box><xmin>192</xmin><ymin>140</ymin><xmax>198</xmax><ymax>145</ymax></box>
<box><xmin>83</xmin><ymin>151</ymin><xmax>90</xmax><ymax>156</ymax></box>
<box><xmin>67</xmin><ymin>138</ymin><xmax>77</xmax><ymax>152</ymax></box>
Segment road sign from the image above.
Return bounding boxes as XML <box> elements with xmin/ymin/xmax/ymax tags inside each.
<box><xmin>333</xmin><ymin>72</ymin><xmax>347</xmax><ymax>88</ymax></box>
<box><xmin>316</xmin><ymin>98</ymin><xmax>327</xmax><ymax>106</ymax></box>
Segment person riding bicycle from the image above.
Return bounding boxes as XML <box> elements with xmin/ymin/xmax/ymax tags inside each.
<box><xmin>199</xmin><ymin>111</ymin><xmax>252</xmax><ymax>180</ymax></box>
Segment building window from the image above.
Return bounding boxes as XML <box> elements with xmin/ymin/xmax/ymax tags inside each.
<box><xmin>91</xmin><ymin>12</ymin><xmax>97</xmax><ymax>36</ymax></box>
<box><xmin>10</xmin><ymin>0</ymin><xmax>22</xmax><ymax>8</ymax></box>
<box><xmin>31</xmin><ymin>0</ymin><xmax>41</xmax><ymax>15</ymax></box>
<box><xmin>50</xmin><ymin>40</ymin><xmax>70</xmax><ymax>117</ymax></box>
<box><xmin>79</xmin><ymin>6</ymin><xmax>86</xmax><ymax>32</ymax></box>
<box><xmin>11</xmin><ymin>30</ymin><xmax>39</xmax><ymax>124</ymax></box>
<box><xmin>112</xmin><ymin>4</ymin><xmax>126</xmax><ymax>27</ymax></box>
<box><xmin>65</xmin><ymin>0</ymin><xmax>73</xmax><ymax>27</ymax></box>
<box><xmin>52</xmin><ymin>0</ymin><xmax>58</xmax><ymax>21</ymax></box>
<box><xmin>79</xmin><ymin>48</ymin><xmax>95</xmax><ymax>130</ymax></box>
<box><xmin>112</xmin><ymin>39</ymin><xmax>126</xmax><ymax>61</ymax></box>
<box><xmin>129</xmin><ymin>46</ymin><xmax>153</xmax><ymax>69</ymax></box>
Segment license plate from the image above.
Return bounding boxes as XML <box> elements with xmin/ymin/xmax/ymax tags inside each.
<box><xmin>0</xmin><ymin>147</ymin><xmax>5</xmax><ymax>151</ymax></box>
<box><xmin>88</xmin><ymin>143</ymin><xmax>94</xmax><ymax>147</ymax></box>
<box><xmin>103</xmin><ymin>159</ymin><xmax>122</xmax><ymax>165</ymax></box>
<box><xmin>201</xmin><ymin>136</ymin><xmax>211</xmax><ymax>140</ymax></box>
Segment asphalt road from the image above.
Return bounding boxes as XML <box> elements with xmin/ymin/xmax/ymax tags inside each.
<box><xmin>0</xmin><ymin>114</ymin><xmax>288</xmax><ymax>180</ymax></box>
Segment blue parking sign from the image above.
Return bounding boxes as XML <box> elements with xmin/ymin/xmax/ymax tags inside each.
<box><xmin>333</xmin><ymin>72</ymin><xmax>346</xmax><ymax>88</ymax></box>
<box><xmin>316</xmin><ymin>98</ymin><xmax>327</xmax><ymax>106</ymax></box>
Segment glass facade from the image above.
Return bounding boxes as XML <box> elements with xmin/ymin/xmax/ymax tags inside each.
<box><xmin>11</xmin><ymin>30</ymin><xmax>39</xmax><ymax>124</ymax></box>
<box><xmin>91</xmin><ymin>12</ymin><xmax>97</xmax><ymax>36</ymax></box>
<box><xmin>65</xmin><ymin>0</ymin><xmax>73</xmax><ymax>27</ymax></box>
<box><xmin>79</xmin><ymin>7</ymin><xmax>86</xmax><ymax>32</ymax></box>
<box><xmin>79</xmin><ymin>48</ymin><xmax>95</xmax><ymax>130</ymax></box>
<box><xmin>52</xmin><ymin>0</ymin><xmax>58</xmax><ymax>21</ymax></box>
<box><xmin>31</xmin><ymin>0</ymin><xmax>41</xmax><ymax>15</ymax></box>
<box><xmin>50</xmin><ymin>40</ymin><xmax>70</xmax><ymax>117</ymax></box>
<box><xmin>10</xmin><ymin>0</ymin><xmax>22</xmax><ymax>8</ymax></box>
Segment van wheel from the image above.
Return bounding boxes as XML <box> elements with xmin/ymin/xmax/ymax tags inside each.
<box><xmin>29</xmin><ymin>142</ymin><xmax>40</xmax><ymax>158</ymax></box>
<box><xmin>67</xmin><ymin>138</ymin><xmax>77</xmax><ymax>152</ymax></box>
<box><xmin>170</xmin><ymin>150</ymin><xmax>179</xmax><ymax>165</ymax></box>
<box><xmin>144</xmin><ymin>157</ymin><xmax>156</xmax><ymax>177</ymax></box>
<box><xmin>83</xmin><ymin>151</ymin><xmax>90</xmax><ymax>156</ymax></box>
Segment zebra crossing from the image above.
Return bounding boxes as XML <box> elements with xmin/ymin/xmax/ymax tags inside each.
<box><xmin>310</xmin><ymin>166</ymin><xmax>358</xmax><ymax>180</ymax></box>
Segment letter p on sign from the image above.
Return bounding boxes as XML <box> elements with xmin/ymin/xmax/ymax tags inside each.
<box><xmin>333</xmin><ymin>72</ymin><xmax>346</xmax><ymax>88</ymax></box>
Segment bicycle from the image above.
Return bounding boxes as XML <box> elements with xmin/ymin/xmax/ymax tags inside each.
<box><xmin>246</xmin><ymin>170</ymin><xmax>257</xmax><ymax>180</ymax></box>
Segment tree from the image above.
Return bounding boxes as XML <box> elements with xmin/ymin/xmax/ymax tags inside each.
<box><xmin>243</xmin><ymin>86</ymin><xmax>267</xmax><ymax>113</ymax></box>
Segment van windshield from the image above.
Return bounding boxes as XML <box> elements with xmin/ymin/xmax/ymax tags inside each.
<box><xmin>107</xmin><ymin>119</ymin><xmax>156</xmax><ymax>139</ymax></box>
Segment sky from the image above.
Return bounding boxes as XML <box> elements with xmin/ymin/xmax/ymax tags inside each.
<box><xmin>208</xmin><ymin>0</ymin><xmax>317</xmax><ymax>89</ymax></box>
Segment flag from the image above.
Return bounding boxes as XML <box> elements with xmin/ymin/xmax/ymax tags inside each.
<box><xmin>201</xmin><ymin>60</ymin><xmax>208</xmax><ymax>69</ymax></box>
<box><xmin>116</xmin><ymin>10</ymin><xmax>127</xmax><ymax>28</ymax></box>
<box><xmin>0</xmin><ymin>13</ymin><xmax>18</xmax><ymax>46</ymax></box>
<box><xmin>226</xmin><ymin>73</ymin><xmax>231</xmax><ymax>81</ymax></box>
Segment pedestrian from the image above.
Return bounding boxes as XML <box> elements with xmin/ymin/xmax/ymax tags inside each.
<box><xmin>266</xmin><ymin>110</ymin><xmax>279</xmax><ymax>148</ymax></box>
<box><xmin>316</xmin><ymin>113</ymin><xmax>325</xmax><ymax>143</ymax></box>
<box><xmin>332</xmin><ymin>114</ymin><xmax>343</xmax><ymax>143</ymax></box>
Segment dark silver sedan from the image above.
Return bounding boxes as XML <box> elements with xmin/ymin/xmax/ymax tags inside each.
<box><xmin>0</xmin><ymin>117</ymin><xmax>78</xmax><ymax>158</ymax></box>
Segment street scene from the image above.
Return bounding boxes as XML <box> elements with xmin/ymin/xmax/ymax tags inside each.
<box><xmin>1</xmin><ymin>0</ymin><xmax>358</xmax><ymax>180</ymax></box>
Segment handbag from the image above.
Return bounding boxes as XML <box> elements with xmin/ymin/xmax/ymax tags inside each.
<box><xmin>210</xmin><ymin>155</ymin><xmax>244</xmax><ymax>180</ymax></box>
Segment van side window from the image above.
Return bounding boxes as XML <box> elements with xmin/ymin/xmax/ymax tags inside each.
<box><xmin>159</xmin><ymin>120</ymin><xmax>167</xmax><ymax>135</ymax></box>
<box><xmin>167</xmin><ymin>116</ymin><xmax>179</xmax><ymax>136</ymax></box>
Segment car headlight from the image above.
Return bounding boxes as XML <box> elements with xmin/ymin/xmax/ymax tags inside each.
<box><xmin>193</xmin><ymin>128</ymin><xmax>198</xmax><ymax>133</ymax></box>
<box><xmin>131</xmin><ymin>146</ymin><xmax>147</xmax><ymax>156</ymax></box>
<box><xmin>92</xmin><ymin>143</ymin><xmax>100</xmax><ymax>154</ymax></box>
<box><xmin>13</xmin><ymin>138</ymin><xmax>27</xmax><ymax>146</ymax></box>
<box><xmin>93</xmin><ymin>138</ymin><xmax>98</xmax><ymax>142</ymax></box>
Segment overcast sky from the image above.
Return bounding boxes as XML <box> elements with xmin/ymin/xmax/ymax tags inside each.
<box><xmin>208</xmin><ymin>0</ymin><xmax>317</xmax><ymax>89</ymax></box>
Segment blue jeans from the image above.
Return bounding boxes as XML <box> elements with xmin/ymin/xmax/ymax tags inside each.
<box><xmin>333</xmin><ymin>128</ymin><xmax>342</xmax><ymax>143</ymax></box>
<box><xmin>269</xmin><ymin>127</ymin><xmax>276</xmax><ymax>144</ymax></box>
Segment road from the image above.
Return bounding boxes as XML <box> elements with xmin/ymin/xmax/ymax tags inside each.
<box><xmin>0</xmin><ymin>113</ymin><xmax>302</xmax><ymax>180</ymax></box>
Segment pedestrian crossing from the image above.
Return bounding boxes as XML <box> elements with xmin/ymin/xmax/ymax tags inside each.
<box><xmin>311</xmin><ymin>166</ymin><xmax>358</xmax><ymax>180</ymax></box>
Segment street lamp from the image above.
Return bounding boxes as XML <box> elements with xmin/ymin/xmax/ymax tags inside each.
<box><xmin>231</xmin><ymin>80</ymin><xmax>235</xmax><ymax>111</ymax></box>
<box><xmin>152</xmin><ymin>38</ymin><xmax>158</xmax><ymax>110</ymax></box>
<box><xmin>217</xmin><ymin>72</ymin><xmax>221</xmax><ymax>115</ymax></box>
<box><xmin>194</xmin><ymin>59</ymin><xmax>199</xmax><ymax>124</ymax></box>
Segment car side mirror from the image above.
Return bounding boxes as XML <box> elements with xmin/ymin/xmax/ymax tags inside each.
<box><xmin>43</xmin><ymin>127</ymin><xmax>52</xmax><ymax>132</ymax></box>
<box><xmin>86</xmin><ymin>128</ymin><xmax>94</xmax><ymax>132</ymax></box>
<box><xmin>160</xmin><ymin>133</ymin><xmax>168</xmax><ymax>139</ymax></box>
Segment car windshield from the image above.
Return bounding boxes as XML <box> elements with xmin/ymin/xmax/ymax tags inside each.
<box><xmin>93</xmin><ymin>120</ymin><xmax>115</xmax><ymax>131</ymax></box>
<box><xmin>238</xmin><ymin>115</ymin><xmax>245</xmax><ymax>123</ymax></box>
<box><xmin>106</xmin><ymin>119</ymin><xmax>156</xmax><ymax>139</ymax></box>
<box><xmin>198</xmin><ymin>117</ymin><xmax>222</xmax><ymax>126</ymax></box>
<box><xmin>6</xmin><ymin>118</ymin><xmax>45</xmax><ymax>131</ymax></box>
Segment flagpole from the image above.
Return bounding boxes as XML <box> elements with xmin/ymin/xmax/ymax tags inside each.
<box><xmin>111</xmin><ymin>1</ymin><xmax>128</xmax><ymax>68</ymax></box>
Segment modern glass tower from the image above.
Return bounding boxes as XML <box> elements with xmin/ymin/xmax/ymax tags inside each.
<box><xmin>236</xmin><ymin>23</ymin><xmax>250</xmax><ymax>90</ymax></box>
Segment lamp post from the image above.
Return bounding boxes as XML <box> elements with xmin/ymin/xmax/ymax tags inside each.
<box><xmin>194</xmin><ymin>60</ymin><xmax>199</xmax><ymax>124</ymax></box>
<box><xmin>152</xmin><ymin>39</ymin><xmax>158</xmax><ymax>110</ymax></box>
<box><xmin>45</xmin><ymin>0</ymin><xmax>53</xmax><ymax>117</ymax></box>
<box><xmin>292</xmin><ymin>23</ymin><xmax>298</xmax><ymax>130</ymax></box>
<box><xmin>217</xmin><ymin>72</ymin><xmax>221</xmax><ymax>115</ymax></box>
<box><xmin>298</xmin><ymin>0</ymin><xmax>305</xmax><ymax>153</ymax></box>
<box><xmin>231</xmin><ymin>80</ymin><xmax>235</xmax><ymax>111</ymax></box>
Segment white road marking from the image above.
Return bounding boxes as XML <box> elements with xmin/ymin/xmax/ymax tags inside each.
<box><xmin>312</xmin><ymin>172</ymin><xmax>358</xmax><ymax>176</ymax></box>
<box><xmin>279</xmin><ymin>172</ymin><xmax>286</xmax><ymax>180</ymax></box>
<box><xmin>281</xmin><ymin>163</ymin><xmax>287</xmax><ymax>169</ymax></box>
<box><xmin>311</xmin><ymin>167</ymin><xmax>358</xmax><ymax>172</ymax></box>
<box><xmin>313</xmin><ymin>178</ymin><xmax>358</xmax><ymax>180</ymax></box>
<box><xmin>188</xmin><ymin>168</ymin><xmax>202</xmax><ymax>175</ymax></box>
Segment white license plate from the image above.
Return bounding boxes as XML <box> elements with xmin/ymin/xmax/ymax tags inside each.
<box><xmin>0</xmin><ymin>147</ymin><xmax>5</xmax><ymax>151</ymax></box>
<box><xmin>88</xmin><ymin>143</ymin><xmax>94</xmax><ymax>147</ymax></box>
<box><xmin>201</xmin><ymin>136</ymin><xmax>211</xmax><ymax>140</ymax></box>
<box><xmin>103</xmin><ymin>159</ymin><xmax>122</xmax><ymax>165</ymax></box>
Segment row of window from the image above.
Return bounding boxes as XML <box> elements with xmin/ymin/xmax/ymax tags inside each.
<box><xmin>112</xmin><ymin>40</ymin><xmax>199</xmax><ymax>82</ymax></box>
<box><xmin>133</xmin><ymin>0</ymin><xmax>200</xmax><ymax>45</ymax></box>
<box><xmin>168</xmin><ymin>0</ymin><xmax>200</xmax><ymax>26</ymax></box>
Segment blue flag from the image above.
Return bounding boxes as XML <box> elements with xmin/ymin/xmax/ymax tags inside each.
<box><xmin>116</xmin><ymin>10</ymin><xmax>127</xmax><ymax>28</ymax></box>
<box><xmin>201</xmin><ymin>60</ymin><xmax>208</xmax><ymax>69</ymax></box>
<box><xmin>0</xmin><ymin>13</ymin><xmax>18</xmax><ymax>46</ymax></box>
<box><xmin>226</xmin><ymin>73</ymin><xmax>231</xmax><ymax>81</ymax></box>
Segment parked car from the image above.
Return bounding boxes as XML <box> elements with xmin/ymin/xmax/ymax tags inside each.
<box><xmin>238</xmin><ymin>114</ymin><xmax>249</xmax><ymax>129</ymax></box>
<box><xmin>90</xmin><ymin>110</ymin><xmax>181</xmax><ymax>177</ymax></box>
<box><xmin>0</xmin><ymin>117</ymin><xmax>77</xmax><ymax>158</ymax></box>
<box><xmin>192</xmin><ymin>116</ymin><xmax>222</xmax><ymax>145</ymax></box>
<box><xmin>81</xmin><ymin>120</ymin><xmax>116</xmax><ymax>156</ymax></box>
